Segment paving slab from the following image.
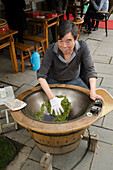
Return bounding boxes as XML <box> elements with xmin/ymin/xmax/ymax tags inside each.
<box><xmin>81</xmin><ymin>29</ymin><xmax>105</xmax><ymax>41</ymax></box>
<box><xmin>102</xmin><ymin>111</ymin><xmax>113</xmax><ymax>130</ymax></box>
<box><xmin>0</xmin><ymin>72</ymin><xmax>36</xmax><ymax>87</ymax></box>
<box><xmin>29</xmin><ymin>141</ymin><xmax>93</xmax><ymax>170</ymax></box>
<box><xmin>92</xmin><ymin>117</ymin><xmax>104</xmax><ymax>127</ymax></box>
<box><xmin>91</xmin><ymin>142</ymin><xmax>113</xmax><ymax>170</ymax></box>
<box><xmin>4</xmin><ymin>129</ymin><xmax>32</xmax><ymax>144</ymax></box>
<box><xmin>96</xmin><ymin>77</ymin><xmax>102</xmax><ymax>87</ymax></box>
<box><xmin>110</xmin><ymin>57</ymin><xmax>113</xmax><ymax>64</ymax></box>
<box><xmin>98</xmin><ymin>74</ymin><xmax>113</xmax><ymax>88</ymax></box>
<box><xmin>94</xmin><ymin>62</ymin><xmax>113</xmax><ymax>75</ymax></box>
<box><xmin>6</xmin><ymin>146</ymin><xmax>32</xmax><ymax>170</ymax></box>
<box><xmin>24</xmin><ymin>139</ymin><xmax>36</xmax><ymax>148</ymax></box>
<box><xmin>90</xmin><ymin>125</ymin><xmax>113</xmax><ymax>145</ymax></box>
<box><xmin>14</xmin><ymin>84</ymin><xmax>34</xmax><ymax>97</ymax></box>
<box><xmin>53</xmin><ymin>141</ymin><xmax>93</xmax><ymax>170</ymax></box>
<box><xmin>21</xmin><ymin>159</ymin><xmax>44</xmax><ymax>170</ymax></box>
<box><xmin>102</xmin><ymin>34</ymin><xmax>113</xmax><ymax>43</ymax></box>
<box><xmin>94</xmin><ymin>42</ymin><xmax>113</xmax><ymax>56</ymax></box>
<box><xmin>21</xmin><ymin>159</ymin><xmax>59</xmax><ymax>170</ymax></box>
<box><xmin>92</xmin><ymin>54</ymin><xmax>111</xmax><ymax>64</ymax></box>
<box><xmin>85</xmin><ymin>39</ymin><xmax>100</xmax><ymax>55</ymax></box>
<box><xmin>0</xmin><ymin>82</ymin><xmax>18</xmax><ymax>92</ymax></box>
<box><xmin>108</xmin><ymin>88</ymin><xmax>113</xmax><ymax>96</ymax></box>
<box><xmin>107</xmin><ymin>29</ymin><xmax>113</xmax><ymax>36</ymax></box>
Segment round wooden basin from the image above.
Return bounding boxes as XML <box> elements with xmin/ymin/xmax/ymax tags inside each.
<box><xmin>11</xmin><ymin>84</ymin><xmax>103</xmax><ymax>154</ymax></box>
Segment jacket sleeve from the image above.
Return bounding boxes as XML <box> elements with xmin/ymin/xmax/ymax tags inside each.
<box><xmin>92</xmin><ymin>0</ymin><xmax>105</xmax><ymax>11</ymax></box>
<box><xmin>62</xmin><ymin>0</ymin><xmax>68</xmax><ymax>11</ymax></box>
<box><xmin>80</xmin><ymin>41</ymin><xmax>97</xmax><ymax>79</ymax></box>
<box><xmin>37</xmin><ymin>47</ymin><xmax>53</xmax><ymax>80</ymax></box>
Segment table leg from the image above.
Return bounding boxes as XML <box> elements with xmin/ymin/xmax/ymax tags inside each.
<box><xmin>55</xmin><ymin>17</ymin><xmax>60</xmax><ymax>41</ymax></box>
<box><xmin>9</xmin><ymin>35</ymin><xmax>19</xmax><ymax>73</ymax></box>
<box><xmin>43</xmin><ymin>22</ymin><xmax>48</xmax><ymax>50</ymax></box>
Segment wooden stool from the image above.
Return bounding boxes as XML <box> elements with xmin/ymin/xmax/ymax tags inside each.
<box><xmin>15</xmin><ymin>42</ymin><xmax>34</xmax><ymax>72</ymax></box>
<box><xmin>0</xmin><ymin>109</ymin><xmax>18</xmax><ymax>134</ymax></box>
<box><xmin>23</xmin><ymin>34</ymin><xmax>46</xmax><ymax>56</ymax></box>
<box><xmin>73</xmin><ymin>17</ymin><xmax>84</xmax><ymax>39</ymax></box>
<box><xmin>28</xmin><ymin>20</ymin><xmax>42</xmax><ymax>35</ymax></box>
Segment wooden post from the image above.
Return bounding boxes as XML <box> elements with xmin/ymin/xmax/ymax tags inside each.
<box><xmin>40</xmin><ymin>153</ymin><xmax>53</xmax><ymax>170</ymax></box>
<box><xmin>43</xmin><ymin>22</ymin><xmax>48</xmax><ymax>50</ymax></box>
<box><xmin>9</xmin><ymin>35</ymin><xmax>19</xmax><ymax>73</ymax></box>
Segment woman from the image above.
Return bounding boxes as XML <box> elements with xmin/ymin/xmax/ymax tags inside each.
<box><xmin>83</xmin><ymin>0</ymin><xmax>109</xmax><ymax>34</ymax></box>
<box><xmin>2</xmin><ymin>0</ymin><xmax>27</xmax><ymax>43</ymax></box>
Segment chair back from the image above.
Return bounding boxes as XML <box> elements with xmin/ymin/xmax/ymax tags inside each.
<box><xmin>109</xmin><ymin>0</ymin><xmax>113</xmax><ymax>9</ymax></box>
<box><xmin>108</xmin><ymin>4</ymin><xmax>113</xmax><ymax>19</ymax></box>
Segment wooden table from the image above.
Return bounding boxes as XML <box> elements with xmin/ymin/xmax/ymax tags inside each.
<box><xmin>0</xmin><ymin>29</ymin><xmax>18</xmax><ymax>73</ymax></box>
<box><xmin>27</xmin><ymin>12</ymin><xmax>64</xmax><ymax>50</ymax></box>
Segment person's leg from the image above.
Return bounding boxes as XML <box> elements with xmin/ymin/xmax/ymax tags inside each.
<box><xmin>83</xmin><ymin>10</ymin><xmax>97</xmax><ymax>33</ymax></box>
<box><xmin>92</xmin><ymin>20</ymin><xmax>95</xmax><ymax>28</ymax></box>
<box><xmin>46</xmin><ymin>77</ymin><xmax>62</xmax><ymax>84</ymax></box>
<box><xmin>65</xmin><ymin>77</ymin><xmax>89</xmax><ymax>89</ymax></box>
<box><xmin>92</xmin><ymin>21</ymin><xmax>99</xmax><ymax>31</ymax></box>
<box><xmin>17</xmin><ymin>30</ymin><xmax>24</xmax><ymax>44</ymax></box>
<box><xmin>51</xmin><ymin>26</ymin><xmax>56</xmax><ymax>43</ymax></box>
<box><xmin>95</xmin><ymin>21</ymin><xmax>99</xmax><ymax>28</ymax></box>
<box><xmin>92</xmin><ymin>13</ymin><xmax>104</xmax><ymax>31</ymax></box>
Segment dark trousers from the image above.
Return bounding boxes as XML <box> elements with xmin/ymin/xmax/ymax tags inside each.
<box><xmin>13</xmin><ymin>30</ymin><xmax>24</xmax><ymax>43</ymax></box>
<box><xmin>51</xmin><ymin>15</ymin><xmax>64</xmax><ymax>42</ymax></box>
<box><xmin>46</xmin><ymin>77</ymin><xmax>89</xmax><ymax>89</ymax></box>
<box><xmin>84</xmin><ymin>10</ymin><xmax>104</xmax><ymax>31</ymax></box>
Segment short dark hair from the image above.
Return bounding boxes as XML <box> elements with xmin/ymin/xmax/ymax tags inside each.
<box><xmin>57</xmin><ymin>20</ymin><xmax>79</xmax><ymax>40</ymax></box>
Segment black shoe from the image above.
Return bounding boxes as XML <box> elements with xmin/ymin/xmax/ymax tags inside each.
<box><xmin>92</xmin><ymin>27</ymin><xmax>98</xmax><ymax>31</ymax></box>
<box><xmin>83</xmin><ymin>29</ymin><xmax>92</xmax><ymax>34</ymax></box>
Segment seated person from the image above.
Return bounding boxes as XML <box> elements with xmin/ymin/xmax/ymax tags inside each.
<box><xmin>46</xmin><ymin>0</ymin><xmax>68</xmax><ymax>43</ymax></box>
<box><xmin>37</xmin><ymin>20</ymin><xmax>103</xmax><ymax>115</ymax></box>
<box><xmin>83</xmin><ymin>0</ymin><xmax>109</xmax><ymax>34</ymax></box>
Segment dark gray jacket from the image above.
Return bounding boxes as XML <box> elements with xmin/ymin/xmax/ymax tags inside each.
<box><xmin>37</xmin><ymin>40</ymin><xmax>97</xmax><ymax>84</ymax></box>
<box><xmin>46</xmin><ymin>0</ymin><xmax>68</xmax><ymax>13</ymax></box>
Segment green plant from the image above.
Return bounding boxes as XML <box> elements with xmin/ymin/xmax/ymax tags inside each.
<box><xmin>35</xmin><ymin>95</ymin><xmax>71</xmax><ymax>122</ymax></box>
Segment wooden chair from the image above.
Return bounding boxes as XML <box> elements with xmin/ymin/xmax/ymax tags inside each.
<box><xmin>15</xmin><ymin>42</ymin><xmax>34</xmax><ymax>72</ymax></box>
<box><xmin>73</xmin><ymin>17</ymin><xmax>84</xmax><ymax>39</ymax></box>
<box><xmin>92</xmin><ymin>0</ymin><xmax>113</xmax><ymax>36</ymax></box>
<box><xmin>27</xmin><ymin>20</ymin><xmax>42</xmax><ymax>36</ymax></box>
<box><xmin>23</xmin><ymin>34</ymin><xmax>46</xmax><ymax>56</ymax></box>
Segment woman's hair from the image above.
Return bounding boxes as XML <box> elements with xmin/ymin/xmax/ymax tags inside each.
<box><xmin>57</xmin><ymin>20</ymin><xmax>79</xmax><ymax>40</ymax></box>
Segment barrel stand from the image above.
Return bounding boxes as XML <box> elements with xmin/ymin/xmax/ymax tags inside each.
<box><xmin>83</xmin><ymin>131</ymin><xmax>99</xmax><ymax>152</ymax></box>
<box><xmin>40</xmin><ymin>131</ymin><xmax>98</xmax><ymax>170</ymax></box>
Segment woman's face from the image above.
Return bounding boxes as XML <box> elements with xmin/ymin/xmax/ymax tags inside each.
<box><xmin>58</xmin><ymin>32</ymin><xmax>77</xmax><ymax>55</ymax></box>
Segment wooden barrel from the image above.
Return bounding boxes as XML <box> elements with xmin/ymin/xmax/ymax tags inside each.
<box><xmin>29</xmin><ymin>128</ymin><xmax>86</xmax><ymax>154</ymax></box>
<box><xmin>10</xmin><ymin>84</ymin><xmax>110</xmax><ymax>155</ymax></box>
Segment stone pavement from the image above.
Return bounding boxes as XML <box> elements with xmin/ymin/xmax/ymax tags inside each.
<box><xmin>0</xmin><ymin>21</ymin><xmax>113</xmax><ymax>170</ymax></box>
